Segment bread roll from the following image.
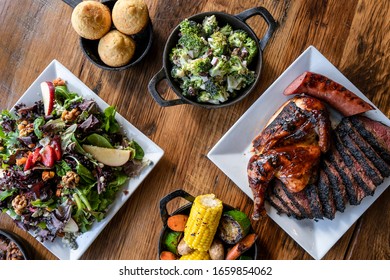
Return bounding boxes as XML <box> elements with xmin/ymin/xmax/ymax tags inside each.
<box><xmin>71</xmin><ymin>1</ymin><xmax>111</xmax><ymax>40</ymax></box>
<box><xmin>98</xmin><ymin>30</ymin><xmax>136</xmax><ymax>67</ymax></box>
<box><xmin>112</xmin><ymin>0</ymin><xmax>149</xmax><ymax>35</ymax></box>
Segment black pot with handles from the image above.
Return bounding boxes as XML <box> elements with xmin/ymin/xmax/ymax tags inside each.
<box><xmin>148</xmin><ymin>7</ymin><xmax>277</xmax><ymax>108</ymax></box>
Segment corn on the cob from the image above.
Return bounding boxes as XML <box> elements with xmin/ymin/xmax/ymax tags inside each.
<box><xmin>179</xmin><ymin>250</ymin><xmax>211</xmax><ymax>260</ymax></box>
<box><xmin>184</xmin><ymin>194</ymin><xmax>223</xmax><ymax>251</ymax></box>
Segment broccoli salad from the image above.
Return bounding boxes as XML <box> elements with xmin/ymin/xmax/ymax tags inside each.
<box><xmin>170</xmin><ymin>15</ymin><xmax>258</xmax><ymax>104</ymax></box>
<box><xmin>0</xmin><ymin>78</ymin><xmax>148</xmax><ymax>249</ymax></box>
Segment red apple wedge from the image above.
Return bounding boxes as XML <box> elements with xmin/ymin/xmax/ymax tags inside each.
<box><xmin>41</xmin><ymin>81</ymin><xmax>55</xmax><ymax>116</ymax></box>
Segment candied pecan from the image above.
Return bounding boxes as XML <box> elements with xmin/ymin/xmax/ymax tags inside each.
<box><xmin>62</xmin><ymin>171</ymin><xmax>80</xmax><ymax>189</ymax></box>
<box><xmin>42</xmin><ymin>171</ymin><xmax>55</xmax><ymax>181</ymax></box>
<box><xmin>53</xmin><ymin>77</ymin><xmax>66</xmax><ymax>87</ymax></box>
<box><xmin>18</xmin><ymin>120</ymin><xmax>34</xmax><ymax>137</ymax></box>
<box><xmin>6</xmin><ymin>242</ymin><xmax>24</xmax><ymax>260</ymax></box>
<box><xmin>61</xmin><ymin>108</ymin><xmax>81</xmax><ymax>122</ymax></box>
<box><xmin>17</xmin><ymin>120</ymin><xmax>28</xmax><ymax>131</ymax></box>
<box><xmin>12</xmin><ymin>195</ymin><xmax>28</xmax><ymax>216</ymax></box>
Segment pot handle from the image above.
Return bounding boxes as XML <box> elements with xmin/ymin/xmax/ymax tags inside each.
<box><xmin>148</xmin><ymin>68</ymin><xmax>187</xmax><ymax>107</ymax></box>
<box><xmin>159</xmin><ymin>189</ymin><xmax>195</xmax><ymax>224</ymax></box>
<box><xmin>62</xmin><ymin>0</ymin><xmax>82</xmax><ymax>8</ymax></box>
<box><xmin>235</xmin><ymin>7</ymin><xmax>278</xmax><ymax>51</ymax></box>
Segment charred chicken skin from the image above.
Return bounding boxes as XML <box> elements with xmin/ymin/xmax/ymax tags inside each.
<box><xmin>248</xmin><ymin>95</ymin><xmax>331</xmax><ymax>220</ymax></box>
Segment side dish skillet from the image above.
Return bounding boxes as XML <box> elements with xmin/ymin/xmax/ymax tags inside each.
<box><xmin>148</xmin><ymin>7</ymin><xmax>277</xmax><ymax>108</ymax></box>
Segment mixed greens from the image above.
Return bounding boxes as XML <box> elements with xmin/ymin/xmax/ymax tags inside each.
<box><xmin>0</xmin><ymin>79</ymin><xmax>148</xmax><ymax>249</ymax></box>
<box><xmin>170</xmin><ymin>15</ymin><xmax>258</xmax><ymax>104</ymax></box>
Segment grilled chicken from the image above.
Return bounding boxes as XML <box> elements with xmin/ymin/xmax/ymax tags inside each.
<box><xmin>248</xmin><ymin>144</ymin><xmax>321</xmax><ymax>219</ymax></box>
<box><xmin>252</xmin><ymin>95</ymin><xmax>331</xmax><ymax>154</ymax></box>
<box><xmin>248</xmin><ymin>95</ymin><xmax>331</xmax><ymax>220</ymax></box>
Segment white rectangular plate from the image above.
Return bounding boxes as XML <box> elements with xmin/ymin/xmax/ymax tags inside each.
<box><xmin>8</xmin><ymin>60</ymin><xmax>164</xmax><ymax>260</ymax></box>
<box><xmin>207</xmin><ymin>46</ymin><xmax>390</xmax><ymax>260</ymax></box>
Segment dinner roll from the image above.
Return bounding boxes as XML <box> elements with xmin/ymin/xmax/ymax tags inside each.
<box><xmin>98</xmin><ymin>30</ymin><xmax>136</xmax><ymax>67</ymax></box>
<box><xmin>112</xmin><ymin>0</ymin><xmax>149</xmax><ymax>35</ymax></box>
<box><xmin>71</xmin><ymin>1</ymin><xmax>111</xmax><ymax>40</ymax></box>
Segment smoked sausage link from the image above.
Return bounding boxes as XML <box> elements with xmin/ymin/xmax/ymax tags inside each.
<box><xmin>283</xmin><ymin>71</ymin><xmax>374</xmax><ymax>116</ymax></box>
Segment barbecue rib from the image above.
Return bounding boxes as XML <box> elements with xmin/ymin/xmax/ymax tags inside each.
<box><xmin>248</xmin><ymin>95</ymin><xmax>331</xmax><ymax>220</ymax></box>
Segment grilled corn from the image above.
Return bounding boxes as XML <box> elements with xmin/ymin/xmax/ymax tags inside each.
<box><xmin>184</xmin><ymin>194</ymin><xmax>223</xmax><ymax>251</ymax></box>
<box><xmin>179</xmin><ymin>250</ymin><xmax>211</xmax><ymax>260</ymax></box>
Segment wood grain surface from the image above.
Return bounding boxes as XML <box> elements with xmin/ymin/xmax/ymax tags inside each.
<box><xmin>0</xmin><ymin>0</ymin><xmax>389</xmax><ymax>260</ymax></box>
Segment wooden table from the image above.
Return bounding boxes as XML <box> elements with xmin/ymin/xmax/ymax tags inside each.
<box><xmin>0</xmin><ymin>0</ymin><xmax>389</xmax><ymax>260</ymax></box>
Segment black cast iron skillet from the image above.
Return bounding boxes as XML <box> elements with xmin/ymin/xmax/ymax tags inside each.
<box><xmin>62</xmin><ymin>0</ymin><xmax>153</xmax><ymax>71</ymax></box>
<box><xmin>148</xmin><ymin>7</ymin><xmax>277</xmax><ymax>108</ymax></box>
<box><xmin>158</xmin><ymin>189</ymin><xmax>258</xmax><ymax>260</ymax></box>
<box><xmin>0</xmin><ymin>229</ymin><xmax>30</xmax><ymax>260</ymax></box>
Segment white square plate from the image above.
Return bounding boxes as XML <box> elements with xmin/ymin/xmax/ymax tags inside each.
<box><xmin>207</xmin><ymin>46</ymin><xmax>390</xmax><ymax>260</ymax></box>
<box><xmin>8</xmin><ymin>60</ymin><xmax>164</xmax><ymax>260</ymax></box>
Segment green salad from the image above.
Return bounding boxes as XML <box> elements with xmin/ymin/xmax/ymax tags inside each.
<box><xmin>170</xmin><ymin>15</ymin><xmax>258</xmax><ymax>104</ymax></box>
<box><xmin>0</xmin><ymin>78</ymin><xmax>148</xmax><ymax>249</ymax></box>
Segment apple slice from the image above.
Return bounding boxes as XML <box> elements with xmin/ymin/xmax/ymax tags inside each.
<box><xmin>40</xmin><ymin>81</ymin><xmax>55</xmax><ymax>115</ymax></box>
<box><xmin>63</xmin><ymin>217</ymin><xmax>79</xmax><ymax>233</ymax></box>
<box><xmin>83</xmin><ymin>144</ymin><xmax>131</xmax><ymax>167</ymax></box>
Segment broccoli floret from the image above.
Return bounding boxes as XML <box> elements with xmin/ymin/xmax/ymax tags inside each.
<box><xmin>227</xmin><ymin>55</ymin><xmax>256</xmax><ymax>92</ymax></box>
<box><xmin>197</xmin><ymin>91</ymin><xmax>213</xmax><ymax>103</ymax></box>
<box><xmin>180</xmin><ymin>77</ymin><xmax>198</xmax><ymax>96</ymax></box>
<box><xmin>243</xmin><ymin>37</ymin><xmax>258</xmax><ymax>63</ymax></box>
<box><xmin>170</xmin><ymin>47</ymin><xmax>190</xmax><ymax>67</ymax></box>
<box><xmin>220</xmin><ymin>24</ymin><xmax>233</xmax><ymax>36</ymax></box>
<box><xmin>202</xmin><ymin>15</ymin><xmax>218</xmax><ymax>36</ymax></box>
<box><xmin>227</xmin><ymin>71</ymin><xmax>255</xmax><ymax>93</ymax></box>
<box><xmin>180</xmin><ymin>75</ymin><xmax>208</xmax><ymax>96</ymax></box>
<box><xmin>209</xmin><ymin>56</ymin><xmax>230</xmax><ymax>77</ymax></box>
<box><xmin>179</xmin><ymin>19</ymin><xmax>202</xmax><ymax>36</ymax></box>
<box><xmin>203</xmin><ymin>80</ymin><xmax>229</xmax><ymax>103</ymax></box>
<box><xmin>189</xmin><ymin>75</ymin><xmax>206</xmax><ymax>89</ymax></box>
<box><xmin>171</xmin><ymin>66</ymin><xmax>186</xmax><ymax>79</ymax></box>
<box><xmin>197</xmin><ymin>91</ymin><xmax>228</xmax><ymax>104</ymax></box>
<box><xmin>228</xmin><ymin>30</ymin><xmax>248</xmax><ymax>48</ymax></box>
<box><xmin>187</xmin><ymin>57</ymin><xmax>212</xmax><ymax>75</ymax></box>
<box><xmin>178</xmin><ymin>34</ymin><xmax>207</xmax><ymax>58</ymax></box>
<box><xmin>208</xmin><ymin>31</ymin><xmax>228</xmax><ymax>56</ymax></box>
<box><xmin>228</xmin><ymin>55</ymin><xmax>248</xmax><ymax>75</ymax></box>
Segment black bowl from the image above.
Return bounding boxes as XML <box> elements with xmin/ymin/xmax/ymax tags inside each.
<box><xmin>63</xmin><ymin>0</ymin><xmax>153</xmax><ymax>71</ymax></box>
<box><xmin>158</xmin><ymin>189</ymin><xmax>258</xmax><ymax>260</ymax></box>
<box><xmin>0</xmin><ymin>229</ymin><xmax>30</xmax><ymax>260</ymax></box>
<box><xmin>148</xmin><ymin>7</ymin><xmax>277</xmax><ymax>108</ymax></box>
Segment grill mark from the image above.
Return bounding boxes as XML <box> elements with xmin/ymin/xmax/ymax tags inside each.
<box><xmin>305</xmin><ymin>184</ymin><xmax>324</xmax><ymax>219</ymax></box>
<box><xmin>339</xmin><ymin>119</ymin><xmax>390</xmax><ymax>177</ymax></box>
<box><xmin>273</xmin><ymin>181</ymin><xmax>303</xmax><ymax>219</ymax></box>
<box><xmin>323</xmin><ymin>160</ymin><xmax>347</xmax><ymax>212</ymax></box>
<box><xmin>316</xmin><ymin>170</ymin><xmax>336</xmax><ymax>220</ymax></box>
<box><xmin>286</xmin><ymin>186</ymin><xmax>314</xmax><ymax>219</ymax></box>
<box><xmin>349</xmin><ymin>116</ymin><xmax>390</xmax><ymax>163</ymax></box>
<box><xmin>266</xmin><ymin>188</ymin><xmax>292</xmax><ymax>217</ymax></box>
<box><xmin>339</xmin><ymin>132</ymin><xmax>384</xmax><ymax>186</ymax></box>
<box><xmin>329</xmin><ymin>148</ymin><xmax>366</xmax><ymax>204</ymax></box>
<box><xmin>280</xmin><ymin>183</ymin><xmax>311</xmax><ymax>219</ymax></box>
<box><xmin>334</xmin><ymin>134</ymin><xmax>376</xmax><ymax>195</ymax></box>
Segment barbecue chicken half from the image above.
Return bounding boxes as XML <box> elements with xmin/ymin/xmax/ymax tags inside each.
<box><xmin>248</xmin><ymin>95</ymin><xmax>331</xmax><ymax>220</ymax></box>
